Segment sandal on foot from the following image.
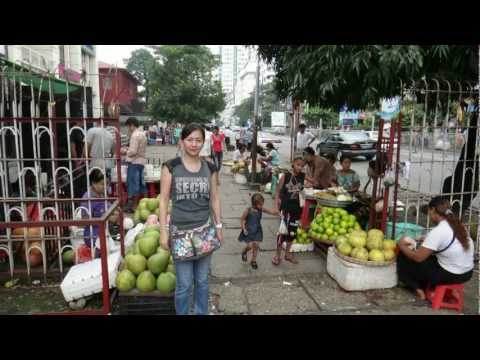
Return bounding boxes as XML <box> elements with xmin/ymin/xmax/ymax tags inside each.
<box><xmin>284</xmin><ymin>255</ymin><xmax>298</xmax><ymax>264</ymax></box>
<box><xmin>272</xmin><ymin>256</ymin><xmax>281</xmax><ymax>266</ymax></box>
<box><xmin>241</xmin><ymin>252</ymin><xmax>248</xmax><ymax>262</ymax></box>
<box><xmin>251</xmin><ymin>261</ymin><xmax>258</xmax><ymax>270</ymax></box>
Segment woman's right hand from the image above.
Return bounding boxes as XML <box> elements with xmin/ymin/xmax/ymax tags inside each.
<box><xmin>159</xmin><ymin>231</ymin><xmax>169</xmax><ymax>250</ymax></box>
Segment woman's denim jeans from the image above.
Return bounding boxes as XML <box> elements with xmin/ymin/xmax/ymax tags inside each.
<box><xmin>174</xmin><ymin>254</ymin><xmax>212</xmax><ymax>315</ymax></box>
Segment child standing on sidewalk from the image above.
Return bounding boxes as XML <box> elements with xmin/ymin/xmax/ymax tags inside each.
<box><xmin>238</xmin><ymin>193</ymin><xmax>279</xmax><ymax>269</ymax></box>
<box><xmin>272</xmin><ymin>156</ymin><xmax>306</xmax><ymax>265</ymax></box>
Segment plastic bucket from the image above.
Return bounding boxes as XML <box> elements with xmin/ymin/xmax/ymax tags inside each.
<box><xmin>386</xmin><ymin>222</ymin><xmax>425</xmax><ymax>241</ymax></box>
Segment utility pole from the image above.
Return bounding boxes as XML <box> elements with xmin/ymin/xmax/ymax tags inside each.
<box><xmin>250</xmin><ymin>55</ymin><xmax>261</xmax><ymax>184</ymax></box>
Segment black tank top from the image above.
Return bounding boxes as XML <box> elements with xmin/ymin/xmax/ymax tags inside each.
<box><xmin>280</xmin><ymin>172</ymin><xmax>305</xmax><ymax>212</ymax></box>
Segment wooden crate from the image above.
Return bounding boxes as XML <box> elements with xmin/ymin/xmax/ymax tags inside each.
<box><xmin>118</xmin><ymin>289</ymin><xmax>175</xmax><ymax>315</ymax></box>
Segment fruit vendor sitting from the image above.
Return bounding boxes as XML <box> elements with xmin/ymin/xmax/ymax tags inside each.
<box><xmin>303</xmin><ymin>147</ymin><xmax>336</xmax><ymax>189</ymax></box>
<box><xmin>336</xmin><ymin>155</ymin><xmax>360</xmax><ymax>194</ymax></box>
<box><xmin>397</xmin><ymin>196</ymin><xmax>474</xmax><ymax>304</ymax></box>
<box><xmin>80</xmin><ymin>169</ymin><xmax>119</xmax><ymax>257</ymax></box>
<box><xmin>257</xmin><ymin>143</ymin><xmax>280</xmax><ymax>184</ymax></box>
<box><xmin>231</xmin><ymin>143</ymin><xmax>250</xmax><ymax>175</ymax></box>
<box><xmin>233</xmin><ymin>143</ymin><xmax>249</xmax><ymax>163</ymax></box>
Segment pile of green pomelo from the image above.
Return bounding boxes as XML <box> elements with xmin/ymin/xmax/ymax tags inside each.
<box><xmin>335</xmin><ymin>228</ymin><xmax>397</xmax><ymax>263</ymax></box>
<box><xmin>308</xmin><ymin>207</ymin><xmax>362</xmax><ymax>243</ymax></box>
<box><xmin>117</xmin><ymin>199</ymin><xmax>176</xmax><ymax>293</ymax></box>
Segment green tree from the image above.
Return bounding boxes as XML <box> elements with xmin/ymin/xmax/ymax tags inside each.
<box><xmin>148</xmin><ymin>45</ymin><xmax>225</xmax><ymax>124</ymax></box>
<box><xmin>257</xmin><ymin>45</ymin><xmax>478</xmax><ymax>109</ymax></box>
<box><xmin>124</xmin><ymin>48</ymin><xmax>156</xmax><ymax>109</ymax></box>
<box><xmin>303</xmin><ymin>106</ymin><xmax>338</xmax><ymax>129</ymax></box>
<box><xmin>233</xmin><ymin>95</ymin><xmax>254</xmax><ymax>127</ymax></box>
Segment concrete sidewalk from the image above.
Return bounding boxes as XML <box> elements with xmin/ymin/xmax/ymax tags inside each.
<box><xmin>149</xmin><ymin>145</ymin><xmax>478</xmax><ymax>315</ymax></box>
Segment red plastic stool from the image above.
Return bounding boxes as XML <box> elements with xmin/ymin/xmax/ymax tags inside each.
<box><xmin>426</xmin><ymin>284</ymin><xmax>464</xmax><ymax>313</ymax></box>
<box><xmin>300</xmin><ymin>198</ymin><xmax>317</xmax><ymax>229</ymax></box>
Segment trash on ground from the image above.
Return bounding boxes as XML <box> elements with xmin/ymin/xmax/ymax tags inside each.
<box><xmin>4</xmin><ymin>279</ymin><xmax>20</xmax><ymax>289</ymax></box>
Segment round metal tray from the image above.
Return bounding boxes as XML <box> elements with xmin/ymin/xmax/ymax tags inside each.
<box><xmin>315</xmin><ymin>197</ymin><xmax>356</xmax><ymax>208</ymax></box>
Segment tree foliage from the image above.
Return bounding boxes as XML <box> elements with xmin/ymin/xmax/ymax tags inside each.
<box><xmin>143</xmin><ymin>45</ymin><xmax>225</xmax><ymax>124</ymax></box>
<box><xmin>303</xmin><ymin>106</ymin><xmax>338</xmax><ymax>128</ymax></box>
<box><xmin>257</xmin><ymin>45</ymin><xmax>478</xmax><ymax>110</ymax></box>
<box><xmin>124</xmin><ymin>48</ymin><xmax>156</xmax><ymax>108</ymax></box>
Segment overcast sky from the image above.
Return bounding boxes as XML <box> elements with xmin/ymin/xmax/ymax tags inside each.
<box><xmin>96</xmin><ymin>45</ymin><xmax>147</xmax><ymax>66</ymax></box>
<box><xmin>96</xmin><ymin>45</ymin><xmax>220</xmax><ymax>66</ymax></box>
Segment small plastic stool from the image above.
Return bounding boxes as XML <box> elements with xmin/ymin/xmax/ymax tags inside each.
<box><xmin>426</xmin><ymin>284</ymin><xmax>464</xmax><ymax>313</ymax></box>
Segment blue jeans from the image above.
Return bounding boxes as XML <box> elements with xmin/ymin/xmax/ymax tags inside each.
<box><xmin>174</xmin><ymin>254</ymin><xmax>212</xmax><ymax>315</ymax></box>
<box><xmin>127</xmin><ymin>163</ymin><xmax>147</xmax><ymax>197</ymax></box>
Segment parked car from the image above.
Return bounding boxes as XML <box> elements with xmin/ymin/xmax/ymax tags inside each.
<box><xmin>366</xmin><ymin>131</ymin><xmax>379</xmax><ymax>142</ymax></box>
<box><xmin>316</xmin><ymin>131</ymin><xmax>376</xmax><ymax>160</ymax></box>
<box><xmin>258</xmin><ymin>132</ymin><xmax>282</xmax><ymax>144</ymax></box>
<box><xmin>271</xmin><ymin>126</ymin><xmax>287</xmax><ymax>135</ymax></box>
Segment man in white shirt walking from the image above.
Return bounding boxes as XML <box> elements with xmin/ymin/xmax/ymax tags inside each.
<box><xmin>295</xmin><ymin>124</ymin><xmax>316</xmax><ymax>152</ymax></box>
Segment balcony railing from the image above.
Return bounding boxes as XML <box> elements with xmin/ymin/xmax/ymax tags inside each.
<box><xmin>16</xmin><ymin>46</ymin><xmax>55</xmax><ymax>73</ymax></box>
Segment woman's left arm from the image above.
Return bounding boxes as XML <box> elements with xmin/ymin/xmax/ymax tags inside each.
<box><xmin>262</xmin><ymin>206</ymin><xmax>280</xmax><ymax>216</ymax></box>
<box><xmin>398</xmin><ymin>239</ymin><xmax>433</xmax><ymax>263</ymax></box>
<box><xmin>210</xmin><ymin>171</ymin><xmax>223</xmax><ymax>243</ymax></box>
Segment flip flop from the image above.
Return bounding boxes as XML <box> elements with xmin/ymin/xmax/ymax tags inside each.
<box><xmin>241</xmin><ymin>252</ymin><xmax>248</xmax><ymax>262</ymax></box>
<box><xmin>251</xmin><ymin>261</ymin><xmax>258</xmax><ymax>270</ymax></box>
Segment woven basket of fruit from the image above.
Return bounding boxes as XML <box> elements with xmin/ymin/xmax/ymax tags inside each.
<box><xmin>333</xmin><ymin>247</ymin><xmax>395</xmax><ymax>267</ymax></box>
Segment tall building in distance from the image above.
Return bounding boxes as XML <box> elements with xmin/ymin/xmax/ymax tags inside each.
<box><xmin>207</xmin><ymin>45</ymin><xmax>274</xmax><ymax>125</ymax></box>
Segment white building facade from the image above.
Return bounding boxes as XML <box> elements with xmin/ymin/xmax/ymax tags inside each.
<box><xmin>2</xmin><ymin>45</ymin><xmax>101</xmax><ymax>117</ymax></box>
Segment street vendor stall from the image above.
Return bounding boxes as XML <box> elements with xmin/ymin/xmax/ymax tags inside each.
<box><xmin>111</xmin><ymin>164</ymin><xmax>162</xmax><ymax>198</ymax></box>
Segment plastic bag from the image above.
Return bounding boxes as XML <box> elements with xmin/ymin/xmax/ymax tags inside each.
<box><xmin>278</xmin><ymin>217</ymin><xmax>288</xmax><ymax>235</ymax></box>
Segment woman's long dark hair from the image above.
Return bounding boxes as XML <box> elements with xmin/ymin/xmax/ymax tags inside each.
<box><xmin>428</xmin><ymin>196</ymin><xmax>470</xmax><ymax>250</ymax></box>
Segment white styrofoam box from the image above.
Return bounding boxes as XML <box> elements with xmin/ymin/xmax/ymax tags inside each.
<box><xmin>145</xmin><ymin>165</ymin><xmax>161</xmax><ymax>182</ymax></box>
<box><xmin>60</xmin><ymin>252</ymin><xmax>122</xmax><ymax>302</ymax></box>
<box><xmin>235</xmin><ymin>173</ymin><xmax>247</xmax><ymax>184</ymax></box>
<box><xmin>144</xmin><ymin>164</ymin><xmax>154</xmax><ymax>176</ymax></box>
<box><xmin>111</xmin><ymin>165</ymin><xmax>128</xmax><ymax>183</ymax></box>
<box><xmin>326</xmin><ymin>246</ymin><xmax>397</xmax><ymax>291</ymax></box>
<box><xmin>282</xmin><ymin>242</ymin><xmax>315</xmax><ymax>252</ymax></box>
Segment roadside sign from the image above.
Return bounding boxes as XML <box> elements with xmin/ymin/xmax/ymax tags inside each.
<box><xmin>379</xmin><ymin>97</ymin><xmax>401</xmax><ymax>120</ymax></box>
<box><xmin>339</xmin><ymin>106</ymin><xmax>360</xmax><ymax>126</ymax></box>
<box><xmin>271</xmin><ymin>111</ymin><xmax>286</xmax><ymax>127</ymax></box>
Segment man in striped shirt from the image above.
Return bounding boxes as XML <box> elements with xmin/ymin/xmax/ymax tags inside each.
<box><xmin>121</xmin><ymin>117</ymin><xmax>147</xmax><ymax>212</ymax></box>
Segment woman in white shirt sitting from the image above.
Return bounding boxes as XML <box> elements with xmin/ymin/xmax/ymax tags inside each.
<box><xmin>397</xmin><ymin>196</ymin><xmax>474</xmax><ymax>303</ymax></box>
<box><xmin>233</xmin><ymin>143</ymin><xmax>249</xmax><ymax>163</ymax></box>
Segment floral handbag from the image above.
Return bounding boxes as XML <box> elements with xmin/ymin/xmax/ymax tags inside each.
<box><xmin>169</xmin><ymin>220</ymin><xmax>221</xmax><ymax>262</ymax></box>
